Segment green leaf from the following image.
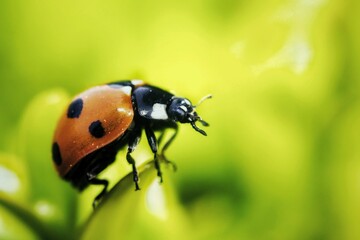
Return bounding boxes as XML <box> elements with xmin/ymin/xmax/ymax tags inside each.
<box><xmin>0</xmin><ymin>204</ymin><xmax>39</xmax><ymax>240</ymax></box>
<box><xmin>17</xmin><ymin>89</ymin><xmax>78</xmax><ymax>235</ymax></box>
<box><xmin>80</xmin><ymin>163</ymin><xmax>190</xmax><ymax>240</ymax></box>
<box><xmin>0</xmin><ymin>153</ymin><xmax>29</xmax><ymax>203</ymax></box>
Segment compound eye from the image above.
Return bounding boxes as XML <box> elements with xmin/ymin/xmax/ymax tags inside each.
<box><xmin>184</xmin><ymin>99</ymin><xmax>192</xmax><ymax>106</ymax></box>
<box><xmin>181</xmin><ymin>99</ymin><xmax>193</xmax><ymax>112</ymax></box>
<box><xmin>172</xmin><ymin>108</ymin><xmax>186</xmax><ymax>122</ymax></box>
<box><xmin>179</xmin><ymin>105</ymin><xmax>189</xmax><ymax>113</ymax></box>
<box><xmin>168</xmin><ymin>97</ymin><xmax>194</xmax><ymax>123</ymax></box>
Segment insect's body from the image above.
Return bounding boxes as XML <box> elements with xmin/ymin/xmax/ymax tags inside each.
<box><xmin>52</xmin><ymin>80</ymin><xmax>209</xmax><ymax>207</ymax></box>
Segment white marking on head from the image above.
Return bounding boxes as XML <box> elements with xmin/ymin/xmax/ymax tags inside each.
<box><xmin>179</xmin><ymin>105</ymin><xmax>188</xmax><ymax>112</ymax></box>
<box><xmin>151</xmin><ymin>103</ymin><xmax>168</xmax><ymax>120</ymax></box>
<box><xmin>121</xmin><ymin>86</ymin><xmax>132</xmax><ymax>96</ymax></box>
<box><xmin>131</xmin><ymin>79</ymin><xmax>144</xmax><ymax>86</ymax></box>
<box><xmin>140</xmin><ymin>110</ymin><xmax>149</xmax><ymax>116</ymax></box>
<box><xmin>183</xmin><ymin>99</ymin><xmax>191</xmax><ymax>106</ymax></box>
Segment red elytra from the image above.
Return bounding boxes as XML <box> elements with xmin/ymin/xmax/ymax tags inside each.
<box><xmin>52</xmin><ymin>85</ymin><xmax>135</xmax><ymax>177</ymax></box>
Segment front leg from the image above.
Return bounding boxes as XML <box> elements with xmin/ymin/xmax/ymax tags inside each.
<box><xmin>87</xmin><ymin>173</ymin><xmax>109</xmax><ymax>209</ymax></box>
<box><xmin>144</xmin><ymin>125</ymin><xmax>163</xmax><ymax>183</ymax></box>
<box><xmin>157</xmin><ymin>123</ymin><xmax>178</xmax><ymax>171</ymax></box>
<box><xmin>127</xmin><ymin>126</ymin><xmax>142</xmax><ymax>190</ymax></box>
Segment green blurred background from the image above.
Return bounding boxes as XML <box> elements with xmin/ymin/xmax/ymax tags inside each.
<box><xmin>1</xmin><ymin>0</ymin><xmax>360</xmax><ymax>239</ymax></box>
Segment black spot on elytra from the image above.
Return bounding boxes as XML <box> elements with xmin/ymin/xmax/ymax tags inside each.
<box><xmin>89</xmin><ymin>120</ymin><xmax>105</xmax><ymax>138</ymax></box>
<box><xmin>67</xmin><ymin>98</ymin><xmax>83</xmax><ymax>118</ymax></box>
<box><xmin>52</xmin><ymin>142</ymin><xmax>62</xmax><ymax>166</ymax></box>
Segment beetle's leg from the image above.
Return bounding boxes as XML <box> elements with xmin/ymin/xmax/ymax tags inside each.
<box><xmin>157</xmin><ymin>130</ymin><xmax>166</xmax><ymax>147</ymax></box>
<box><xmin>87</xmin><ymin>173</ymin><xmax>109</xmax><ymax>209</ymax></box>
<box><xmin>156</xmin><ymin>122</ymin><xmax>178</xmax><ymax>171</ymax></box>
<box><xmin>126</xmin><ymin>152</ymin><xmax>140</xmax><ymax>190</ymax></box>
<box><xmin>127</xmin><ymin>126</ymin><xmax>142</xmax><ymax>190</ymax></box>
<box><xmin>145</xmin><ymin>125</ymin><xmax>163</xmax><ymax>183</ymax></box>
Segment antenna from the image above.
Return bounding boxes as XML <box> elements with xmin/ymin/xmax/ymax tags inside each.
<box><xmin>194</xmin><ymin>94</ymin><xmax>212</xmax><ymax>108</ymax></box>
<box><xmin>190</xmin><ymin>94</ymin><xmax>211</xmax><ymax>136</ymax></box>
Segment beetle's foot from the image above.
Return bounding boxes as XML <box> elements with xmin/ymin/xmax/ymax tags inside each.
<box><xmin>154</xmin><ymin>155</ymin><xmax>163</xmax><ymax>183</ymax></box>
<box><xmin>159</xmin><ymin>154</ymin><xmax>177</xmax><ymax>172</ymax></box>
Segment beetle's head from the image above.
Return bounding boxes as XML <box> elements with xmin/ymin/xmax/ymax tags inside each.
<box><xmin>167</xmin><ymin>95</ymin><xmax>211</xmax><ymax>136</ymax></box>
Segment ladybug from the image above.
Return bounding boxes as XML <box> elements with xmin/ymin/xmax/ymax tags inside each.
<box><xmin>51</xmin><ymin>79</ymin><xmax>210</xmax><ymax>207</ymax></box>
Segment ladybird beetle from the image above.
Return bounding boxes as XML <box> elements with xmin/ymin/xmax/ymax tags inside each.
<box><xmin>51</xmin><ymin>79</ymin><xmax>210</xmax><ymax>207</ymax></box>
